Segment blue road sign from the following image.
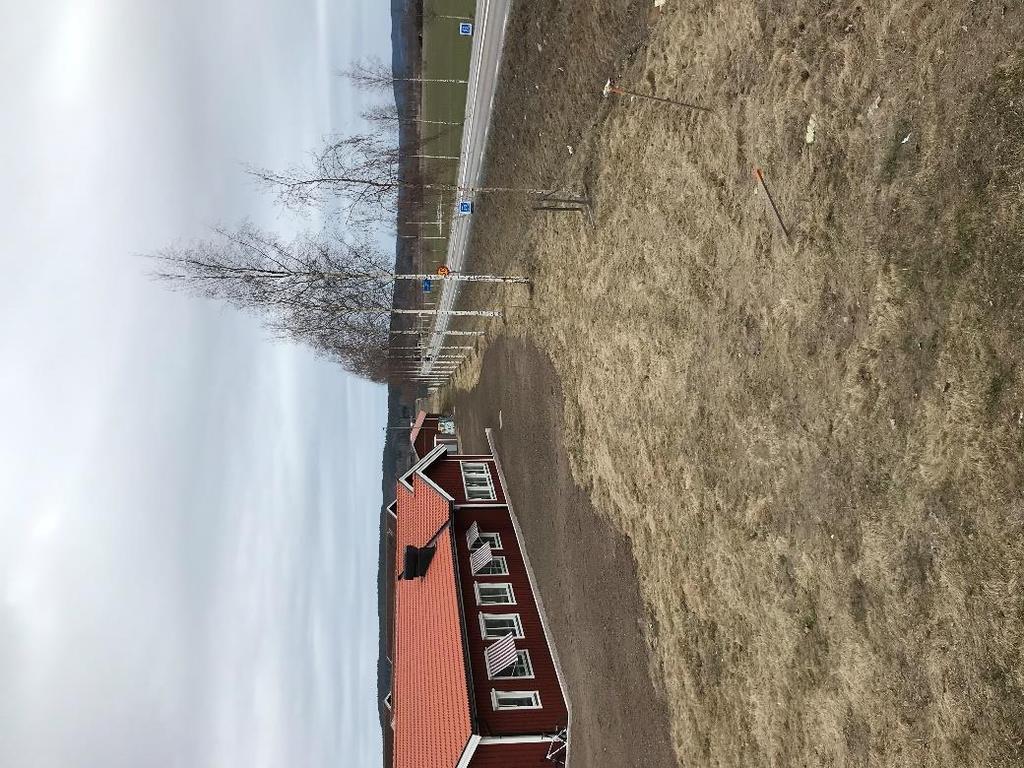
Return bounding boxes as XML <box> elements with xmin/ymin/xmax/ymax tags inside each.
<box><xmin>458</xmin><ymin>201</ymin><xmax>473</xmax><ymax>214</ymax></box>
<box><xmin>422</xmin><ymin>279</ymin><xmax>433</xmax><ymax>292</ymax></box>
<box><xmin>459</xmin><ymin>22</ymin><xmax>473</xmax><ymax>36</ymax></box>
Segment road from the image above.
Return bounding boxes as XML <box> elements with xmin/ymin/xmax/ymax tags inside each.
<box><xmin>420</xmin><ymin>0</ymin><xmax>512</xmax><ymax>377</ymax></box>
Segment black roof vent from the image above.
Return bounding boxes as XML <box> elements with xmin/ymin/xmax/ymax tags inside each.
<box><xmin>416</xmin><ymin>546</ymin><xmax>436</xmax><ymax>576</ymax></box>
<box><xmin>401</xmin><ymin>545</ymin><xmax>437</xmax><ymax>579</ymax></box>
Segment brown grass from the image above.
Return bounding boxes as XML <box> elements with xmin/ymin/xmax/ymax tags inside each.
<box><xmin>440</xmin><ymin>2</ymin><xmax>1024</xmax><ymax>765</ymax></box>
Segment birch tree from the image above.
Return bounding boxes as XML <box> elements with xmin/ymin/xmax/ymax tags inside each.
<box><xmin>363</xmin><ymin>102</ymin><xmax>463</xmax><ymax>129</ymax></box>
<box><xmin>148</xmin><ymin>224</ymin><xmax>517</xmax><ymax>382</ymax></box>
<box><xmin>250</xmin><ymin>133</ymin><xmax>556</xmax><ymax>216</ymax></box>
<box><xmin>342</xmin><ymin>56</ymin><xmax>468</xmax><ymax>89</ymax></box>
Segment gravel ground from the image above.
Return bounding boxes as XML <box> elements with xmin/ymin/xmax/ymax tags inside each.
<box><xmin>441</xmin><ymin>338</ymin><xmax>677</xmax><ymax>768</ymax></box>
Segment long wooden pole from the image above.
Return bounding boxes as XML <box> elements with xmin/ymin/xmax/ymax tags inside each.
<box><xmin>753</xmin><ymin>167</ymin><xmax>791</xmax><ymax>241</ymax></box>
<box><xmin>604</xmin><ymin>80</ymin><xmax>712</xmax><ymax>113</ymax></box>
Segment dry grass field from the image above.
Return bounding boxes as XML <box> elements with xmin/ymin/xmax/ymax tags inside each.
<box><xmin>440</xmin><ymin>2</ymin><xmax>1024</xmax><ymax>765</ymax></box>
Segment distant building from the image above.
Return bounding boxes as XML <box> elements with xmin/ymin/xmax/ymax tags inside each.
<box><xmin>385</xmin><ymin>419</ymin><xmax>570</xmax><ymax>768</ymax></box>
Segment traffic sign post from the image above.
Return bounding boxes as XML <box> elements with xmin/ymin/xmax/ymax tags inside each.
<box><xmin>459</xmin><ymin>22</ymin><xmax>473</xmax><ymax>36</ymax></box>
<box><xmin>422</xmin><ymin>279</ymin><xmax>433</xmax><ymax>293</ymax></box>
<box><xmin>458</xmin><ymin>201</ymin><xmax>473</xmax><ymax>214</ymax></box>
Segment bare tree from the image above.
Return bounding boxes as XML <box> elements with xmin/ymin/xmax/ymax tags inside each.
<box><xmin>363</xmin><ymin>102</ymin><xmax>463</xmax><ymax>129</ymax></box>
<box><xmin>147</xmin><ymin>223</ymin><xmax>522</xmax><ymax>382</ymax></box>
<box><xmin>341</xmin><ymin>56</ymin><xmax>467</xmax><ymax>89</ymax></box>
<box><xmin>250</xmin><ymin>133</ymin><xmax>557</xmax><ymax>217</ymax></box>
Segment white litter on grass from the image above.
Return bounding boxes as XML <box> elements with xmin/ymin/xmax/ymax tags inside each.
<box><xmin>805</xmin><ymin>113</ymin><xmax>817</xmax><ymax>144</ymax></box>
<box><xmin>567</xmin><ymin>144</ymin><xmax>574</xmax><ymax>155</ymax></box>
<box><xmin>654</xmin><ymin>0</ymin><xmax>666</xmax><ymax>6</ymax></box>
<box><xmin>901</xmin><ymin>133</ymin><xmax>912</xmax><ymax>144</ymax></box>
<box><xmin>867</xmin><ymin>94</ymin><xmax>882</xmax><ymax>118</ymax></box>
<box><xmin>603</xmin><ymin>79</ymin><xmax>613</xmax><ymax>98</ymax></box>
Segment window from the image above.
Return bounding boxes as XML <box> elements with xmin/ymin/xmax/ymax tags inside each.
<box><xmin>479</xmin><ymin>613</ymin><xmax>524</xmax><ymax>640</ymax></box>
<box><xmin>475</xmin><ymin>582</ymin><xmax>516</xmax><ymax>606</ymax></box>
<box><xmin>491</xmin><ymin>690</ymin><xmax>542</xmax><ymax>710</ymax></box>
<box><xmin>461</xmin><ymin>462</ymin><xmax>496</xmax><ymax>500</ymax></box>
<box><xmin>490</xmin><ymin>650</ymin><xmax>534</xmax><ymax>680</ymax></box>
<box><xmin>470</xmin><ymin>532</ymin><xmax>502</xmax><ymax>551</ymax></box>
<box><xmin>476</xmin><ymin>555</ymin><xmax>508</xmax><ymax>576</ymax></box>
<box><xmin>435</xmin><ymin>437</ymin><xmax>458</xmax><ymax>453</ymax></box>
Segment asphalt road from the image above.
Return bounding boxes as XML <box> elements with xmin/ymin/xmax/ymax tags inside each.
<box><xmin>420</xmin><ymin>0</ymin><xmax>511</xmax><ymax>376</ymax></box>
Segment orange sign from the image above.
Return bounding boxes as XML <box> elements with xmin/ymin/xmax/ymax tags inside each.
<box><xmin>437</xmin><ymin>265</ymin><xmax>451</xmax><ymax>277</ymax></box>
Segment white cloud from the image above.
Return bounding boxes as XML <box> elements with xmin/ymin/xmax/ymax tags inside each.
<box><xmin>0</xmin><ymin>0</ymin><xmax>392</xmax><ymax>766</ymax></box>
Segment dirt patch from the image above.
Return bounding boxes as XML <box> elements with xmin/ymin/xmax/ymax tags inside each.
<box><xmin>444</xmin><ymin>337</ymin><xmax>677</xmax><ymax>768</ymax></box>
<box><xmin>440</xmin><ymin>2</ymin><xmax>1024</xmax><ymax>766</ymax></box>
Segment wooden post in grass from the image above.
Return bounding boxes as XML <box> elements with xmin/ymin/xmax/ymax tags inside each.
<box><xmin>532</xmin><ymin>196</ymin><xmax>591</xmax><ymax>212</ymax></box>
<box><xmin>531</xmin><ymin>191</ymin><xmax>593</xmax><ymax>219</ymax></box>
<box><xmin>602</xmin><ymin>79</ymin><xmax>712</xmax><ymax>113</ymax></box>
<box><xmin>753</xmin><ymin>167</ymin><xmax>791</xmax><ymax>242</ymax></box>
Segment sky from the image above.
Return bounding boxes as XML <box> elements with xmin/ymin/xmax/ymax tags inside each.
<box><xmin>0</xmin><ymin>1</ymin><xmax>392</xmax><ymax>766</ymax></box>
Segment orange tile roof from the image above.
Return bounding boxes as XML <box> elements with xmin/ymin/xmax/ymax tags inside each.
<box><xmin>392</xmin><ymin>473</ymin><xmax>472</xmax><ymax>768</ymax></box>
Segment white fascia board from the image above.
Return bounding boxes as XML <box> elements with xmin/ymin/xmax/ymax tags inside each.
<box><xmin>454</xmin><ymin>734</ymin><xmax>481</xmax><ymax>768</ymax></box>
<box><xmin>397</xmin><ymin>444</ymin><xmax>450</xmax><ymax>492</ymax></box>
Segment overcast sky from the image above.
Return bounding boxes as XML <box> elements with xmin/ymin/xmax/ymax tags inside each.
<box><xmin>0</xmin><ymin>1</ymin><xmax>391</xmax><ymax>766</ymax></box>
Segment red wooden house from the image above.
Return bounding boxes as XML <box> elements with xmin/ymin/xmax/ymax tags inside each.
<box><xmin>409</xmin><ymin>411</ymin><xmax>459</xmax><ymax>459</ymax></box>
<box><xmin>387</xmin><ymin>436</ymin><xmax>570</xmax><ymax>768</ymax></box>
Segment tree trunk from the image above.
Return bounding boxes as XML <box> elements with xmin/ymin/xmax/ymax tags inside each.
<box><xmin>390</xmin><ymin>330</ymin><xmax>485</xmax><ymax>335</ymax></box>
<box><xmin>397</xmin><ymin>76</ymin><xmax>468</xmax><ymax>85</ymax></box>
<box><xmin>392</xmin><ymin>273</ymin><xmax>528</xmax><ymax>284</ymax></box>
<box><xmin>390</xmin><ymin>308</ymin><xmax>501</xmax><ymax>317</ymax></box>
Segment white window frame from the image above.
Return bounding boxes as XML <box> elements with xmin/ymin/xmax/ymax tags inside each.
<box><xmin>470</xmin><ymin>531</ymin><xmax>502</xmax><ymax>551</ymax></box>
<box><xmin>489</xmin><ymin>650</ymin><xmax>534</xmax><ymax>680</ymax></box>
<box><xmin>479</xmin><ymin>612</ymin><xmax>525</xmax><ymax>640</ymax></box>
<box><xmin>475</xmin><ymin>555</ymin><xmax>508</xmax><ymax>576</ymax></box>
<box><xmin>474</xmin><ymin>582</ymin><xmax>516</xmax><ymax>606</ymax></box>
<box><xmin>435</xmin><ymin>436</ymin><xmax>459</xmax><ymax>453</ymax></box>
<box><xmin>491</xmin><ymin>689</ymin><xmax>542</xmax><ymax>710</ymax></box>
<box><xmin>461</xmin><ymin>461</ymin><xmax>496</xmax><ymax>501</ymax></box>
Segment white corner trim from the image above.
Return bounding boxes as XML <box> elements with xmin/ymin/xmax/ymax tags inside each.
<box><xmin>485</xmin><ymin>427</ymin><xmax>573</xmax><ymax>767</ymax></box>
<box><xmin>455</xmin><ymin>734</ymin><xmax>481</xmax><ymax>768</ymax></box>
<box><xmin>397</xmin><ymin>444</ymin><xmax>451</xmax><ymax>493</ymax></box>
